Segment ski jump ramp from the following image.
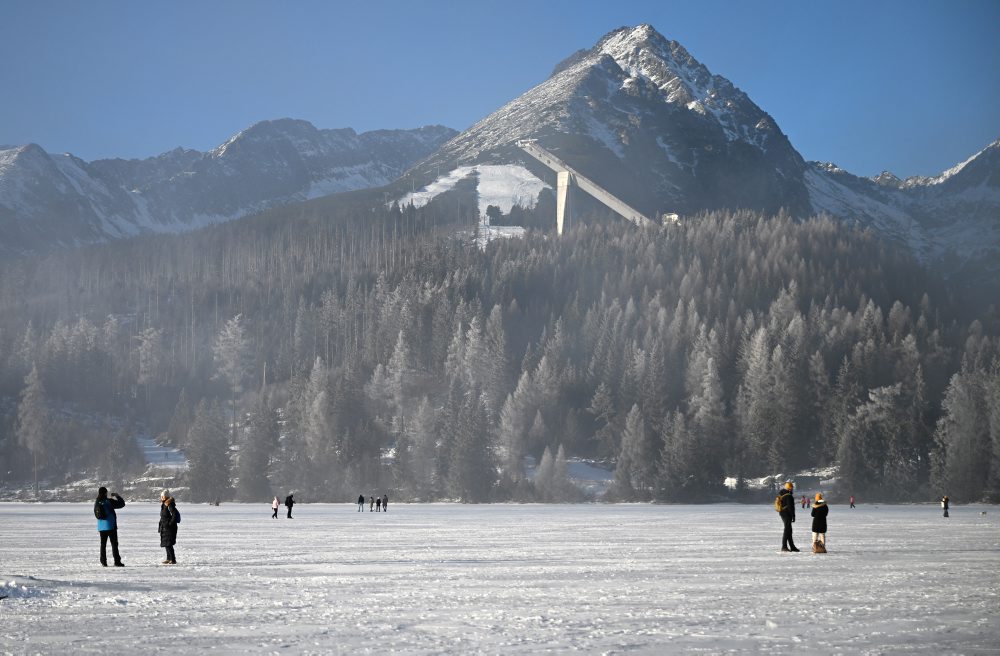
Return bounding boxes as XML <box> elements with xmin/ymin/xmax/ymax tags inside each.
<box><xmin>517</xmin><ymin>140</ymin><xmax>674</xmax><ymax>235</ymax></box>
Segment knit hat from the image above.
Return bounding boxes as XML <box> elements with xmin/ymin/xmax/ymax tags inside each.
<box><xmin>161</xmin><ymin>489</ymin><xmax>170</xmax><ymax>499</ymax></box>
<box><xmin>815</xmin><ymin>492</ymin><xmax>824</xmax><ymax>502</ymax></box>
<box><xmin>784</xmin><ymin>481</ymin><xmax>794</xmax><ymax>490</ymax></box>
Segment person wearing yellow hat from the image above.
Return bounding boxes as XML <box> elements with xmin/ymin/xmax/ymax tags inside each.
<box><xmin>811</xmin><ymin>492</ymin><xmax>829</xmax><ymax>553</ymax></box>
<box><xmin>777</xmin><ymin>481</ymin><xmax>799</xmax><ymax>552</ymax></box>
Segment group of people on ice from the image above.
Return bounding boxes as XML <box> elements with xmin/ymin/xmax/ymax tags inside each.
<box><xmin>93</xmin><ymin>487</ymin><xmax>179</xmax><ymax>567</ymax></box>
<box><xmin>357</xmin><ymin>493</ymin><xmax>389</xmax><ymax>512</ymax></box>
<box><xmin>776</xmin><ymin>481</ymin><xmax>828</xmax><ymax>553</ymax></box>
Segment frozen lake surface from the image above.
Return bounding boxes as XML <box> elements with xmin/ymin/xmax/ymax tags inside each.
<box><xmin>1</xmin><ymin>502</ymin><xmax>997</xmax><ymax>654</ymax></box>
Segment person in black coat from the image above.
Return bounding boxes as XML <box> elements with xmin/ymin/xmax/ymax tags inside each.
<box><xmin>381</xmin><ymin>493</ymin><xmax>388</xmax><ymax>513</ymax></box>
<box><xmin>285</xmin><ymin>493</ymin><xmax>295</xmax><ymax>518</ymax></box>
<box><xmin>357</xmin><ymin>494</ymin><xmax>365</xmax><ymax>512</ymax></box>
<box><xmin>942</xmin><ymin>495</ymin><xmax>950</xmax><ymax>518</ymax></box>
<box><xmin>158</xmin><ymin>489</ymin><xmax>179</xmax><ymax>564</ymax></box>
<box><xmin>95</xmin><ymin>486</ymin><xmax>126</xmax><ymax>567</ymax></box>
<box><xmin>778</xmin><ymin>481</ymin><xmax>799</xmax><ymax>552</ymax></box>
<box><xmin>811</xmin><ymin>493</ymin><xmax>829</xmax><ymax>550</ymax></box>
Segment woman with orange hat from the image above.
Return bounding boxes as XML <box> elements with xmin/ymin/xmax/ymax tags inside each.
<box><xmin>778</xmin><ymin>481</ymin><xmax>799</xmax><ymax>552</ymax></box>
<box><xmin>811</xmin><ymin>492</ymin><xmax>829</xmax><ymax>552</ymax></box>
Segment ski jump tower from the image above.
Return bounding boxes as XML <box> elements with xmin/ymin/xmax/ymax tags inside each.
<box><xmin>517</xmin><ymin>139</ymin><xmax>664</xmax><ymax>235</ymax></box>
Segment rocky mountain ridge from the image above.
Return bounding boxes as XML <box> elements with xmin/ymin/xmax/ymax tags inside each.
<box><xmin>0</xmin><ymin>120</ymin><xmax>456</xmax><ymax>253</ymax></box>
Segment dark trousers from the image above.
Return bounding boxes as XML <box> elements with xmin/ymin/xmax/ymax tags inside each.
<box><xmin>164</xmin><ymin>545</ymin><xmax>175</xmax><ymax>562</ymax></box>
<box><xmin>781</xmin><ymin>515</ymin><xmax>796</xmax><ymax>550</ymax></box>
<box><xmin>286</xmin><ymin>507</ymin><xmax>293</xmax><ymax>518</ymax></box>
<box><xmin>100</xmin><ymin>529</ymin><xmax>122</xmax><ymax>565</ymax></box>
<box><xmin>272</xmin><ymin>507</ymin><xmax>278</xmax><ymax>518</ymax></box>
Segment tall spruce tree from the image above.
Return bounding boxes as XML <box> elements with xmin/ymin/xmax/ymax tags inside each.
<box><xmin>187</xmin><ymin>400</ymin><xmax>232</xmax><ymax>503</ymax></box>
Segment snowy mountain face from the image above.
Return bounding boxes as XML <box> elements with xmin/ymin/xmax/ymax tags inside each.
<box><xmin>805</xmin><ymin>140</ymin><xmax>1000</xmax><ymax>283</ymax></box>
<box><xmin>0</xmin><ymin>120</ymin><xmax>456</xmax><ymax>253</ymax></box>
<box><xmin>403</xmin><ymin>24</ymin><xmax>998</xmax><ymax>286</ymax></box>
<box><xmin>409</xmin><ymin>24</ymin><xmax>812</xmax><ymax>220</ymax></box>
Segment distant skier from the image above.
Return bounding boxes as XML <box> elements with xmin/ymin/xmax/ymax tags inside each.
<box><xmin>777</xmin><ymin>481</ymin><xmax>799</xmax><ymax>552</ymax></box>
<box><xmin>811</xmin><ymin>493</ymin><xmax>829</xmax><ymax>552</ymax></box>
<box><xmin>375</xmin><ymin>496</ymin><xmax>381</xmax><ymax>512</ymax></box>
<box><xmin>285</xmin><ymin>494</ymin><xmax>295</xmax><ymax>519</ymax></box>
<box><xmin>357</xmin><ymin>494</ymin><xmax>365</xmax><ymax>512</ymax></box>
<box><xmin>849</xmin><ymin>495</ymin><xmax>856</xmax><ymax>509</ymax></box>
<box><xmin>94</xmin><ymin>486</ymin><xmax>126</xmax><ymax>567</ymax></box>
<box><xmin>942</xmin><ymin>495</ymin><xmax>949</xmax><ymax>518</ymax></box>
<box><xmin>158</xmin><ymin>489</ymin><xmax>179</xmax><ymax>565</ymax></box>
<box><xmin>382</xmin><ymin>493</ymin><xmax>388</xmax><ymax>513</ymax></box>
<box><xmin>271</xmin><ymin>496</ymin><xmax>279</xmax><ymax>519</ymax></box>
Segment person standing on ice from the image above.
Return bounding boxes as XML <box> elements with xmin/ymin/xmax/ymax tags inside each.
<box><xmin>158</xmin><ymin>489</ymin><xmax>179</xmax><ymax>565</ymax></box>
<box><xmin>285</xmin><ymin>493</ymin><xmax>295</xmax><ymax>518</ymax></box>
<box><xmin>369</xmin><ymin>495</ymin><xmax>375</xmax><ymax>512</ymax></box>
<box><xmin>941</xmin><ymin>495</ymin><xmax>949</xmax><ymax>517</ymax></box>
<box><xmin>849</xmin><ymin>495</ymin><xmax>856</xmax><ymax>509</ymax></box>
<box><xmin>271</xmin><ymin>496</ymin><xmax>279</xmax><ymax>519</ymax></box>
<box><xmin>778</xmin><ymin>481</ymin><xmax>799</xmax><ymax>552</ymax></box>
<box><xmin>95</xmin><ymin>486</ymin><xmax>126</xmax><ymax>567</ymax></box>
<box><xmin>811</xmin><ymin>492</ymin><xmax>829</xmax><ymax>552</ymax></box>
<box><xmin>375</xmin><ymin>496</ymin><xmax>381</xmax><ymax>512</ymax></box>
<box><xmin>357</xmin><ymin>494</ymin><xmax>365</xmax><ymax>511</ymax></box>
<box><xmin>381</xmin><ymin>493</ymin><xmax>388</xmax><ymax>512</ymax></box>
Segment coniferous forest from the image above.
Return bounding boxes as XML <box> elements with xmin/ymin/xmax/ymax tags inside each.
<box><xmin>1</xmin><ymin>192</ymin><xmax>998</xmax><ymax>503</ymax></box>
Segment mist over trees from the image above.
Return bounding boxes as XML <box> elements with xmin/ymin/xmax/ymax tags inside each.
<box><xmin>0</xmin><ymin>195</ymin><xmax>998</xmax><ymax>502</ymax></box>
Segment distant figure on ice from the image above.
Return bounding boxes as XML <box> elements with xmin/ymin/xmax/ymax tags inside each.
<box><xmin>849</xmin><ymin>495</ymin><xmax>856</xmax><ymax>509</ymax></box>
<box><xmin>811</xmin><ymin>493</ymin><xmax>828</xmax><ymax>553</ymax></box>
<box><xmin>777</xmin><ymin>481</ymin><xmax>799</xmax><ymax>552</ymax></box>
<box><xmin>285</xmin><ymin>494</ymin><xmax>295</xmax><ymax>519</ymax></box>
<box><xmin>94</xmin><ymin>486</ymin><xmax>126</xmax><ymax>567</ymax></box>
<box><xmin>375</xmin><ymin>496</ymin><xmax>381</xmax><ymax>512</ymax></box>
<box><xmin>382</xmin><ymin>493</ymin><xmax>388</xmax><ymax>512</ymax></box>
<box><xmin>369</xmin><ymin>495</ymin><xmax>375</xmax><ymax>512</ymax></box>
<box><xmin>271</xmin><ymin>496</ymin><xmax>279</xmax><ymax>519</ymax></box>
<box><xmin>942</xmin><ymin>495</ymin><xmax>949</xmax><ymax>518</ymax></box>
<box><xmin>801</xmin><ymin>496</ymin><xmax>807</xmax><ymax>509</ymax></box>
<box><xmin>158</xmin><ymin>489</ymin><xmax>179</xmax><ymax>565</ymax></box>
<box><xmin>358</xmin><ymin>494</ymin><xmax>365</xmax><ymax>511</ymax></box>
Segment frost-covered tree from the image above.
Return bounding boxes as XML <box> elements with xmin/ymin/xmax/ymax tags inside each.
<box><xmin>187</xmin><ymin>400</ymin><xmax>231</xmax><ymax>503</ymax></box>
<box><xmin>17</xmin><ymin>364</ymin><xmax>49</xmax><ymax>494</ymax></box>
<box><xmin>236</xmin><ymin>400</ymin><xmax>279</xmax><ymax>502</ymax></box>
<box><xmin>213</xmin><ymin>315</ymin><xmax>251</xmax><ymax>441</ymax></box>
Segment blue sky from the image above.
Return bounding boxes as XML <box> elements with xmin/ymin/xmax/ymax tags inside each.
<box><xmin>1</xmin><ymin>1</ymin><xmax>997</xmax><ymax>178</ymax></box>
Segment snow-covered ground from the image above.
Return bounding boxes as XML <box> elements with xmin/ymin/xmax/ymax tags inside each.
<box><xmin>135</xmin><ymin>436</ymin><xmax>189</xmax><ymax>470</ymax></box>
<box><xmin>1</xmin><ymin>503</ymin><xmax>997</xmax><ymax>653</ymax></box>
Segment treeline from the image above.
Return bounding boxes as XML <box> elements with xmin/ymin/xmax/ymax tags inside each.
<box><xmin>0</xmin><ymin>199</ymin><xmax>998</xmax><ymax>502</ymax></box>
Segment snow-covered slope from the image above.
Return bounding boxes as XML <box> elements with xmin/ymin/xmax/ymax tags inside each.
<box><xmin>806</xmin><ymin>139</ymin><xmax>1000</xmax><ymax>281</ymax></box>
<box><xmin>407</xmin><ymin>24</ymin><xmax>811</xmax><ymax>220</ymax></box>
<box><xmin>0</xmin><ymin>121</ymin><xmax>456</xmax><ymax>253</ymax></box>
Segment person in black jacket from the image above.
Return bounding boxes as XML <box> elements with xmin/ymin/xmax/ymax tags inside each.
<box><xmin>95</xmin><ymin>486</ymin><xmax>126</xmax><ymax>567</ymax></box>
<box><xmin>941</xmin><ymin>495</ymin><xmax>950</xmax><ymax>518</ymax></box>
<box><xmin>357</xmin><ymin>494</ymin><xmax>365</xmax><ymax>512</ymax></box>
<box><xmin>158</xmin><ymin>489</ymin><xmax>179</xmax><ymax>564</ymax></box>
<box><xmin>285</xmin><ymin>493</ymin><xmax>295</xmax><ymax>519</ymax></box>
<box><xmin>811</xmin><ymin>492</ymin><xmax>829</xmax><ymax>551</ymax></box>
<box><xmin>778</xmin><ymin>481</ymin><xmax>799</xmax><ymax>552</ymax></box>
